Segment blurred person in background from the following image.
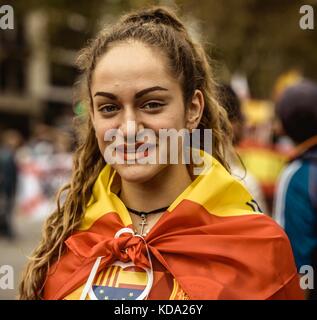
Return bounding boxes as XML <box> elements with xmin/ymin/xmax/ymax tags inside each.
<box><xmin>273</xmin><ymin>79</ymin><xmax>317</xmax><ymax>299</ymax></box>
<box><xmin>0</xmin><ymin>130</ymin><xmax>22</xmax><ymax>240</ymax></box>
<box><xmin>218</xmin><ymin>84</ymin><xmax>268</xmax><ymax>214</ymax></box>
<box><xmin>16</xmin><ymin>123</ymin><xmax>73</xmax><ymax>220</ymax></box>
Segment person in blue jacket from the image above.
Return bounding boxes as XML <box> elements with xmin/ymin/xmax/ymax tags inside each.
<box><xmin>274</xmin><ymin>79</ymin><xmax>317</xmax><ymax>299</ymax></box>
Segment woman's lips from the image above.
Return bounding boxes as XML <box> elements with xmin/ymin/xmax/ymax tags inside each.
<box><xmin>115</xmin><ymin>143</ymin><xmax>157</xmax><ymax>161</ymax></box>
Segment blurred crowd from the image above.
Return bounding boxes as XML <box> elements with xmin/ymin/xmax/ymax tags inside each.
<box><xmin>0</xmin><ymin>122</ymin><xmax>73</xmax><ymax>238</ymax></box>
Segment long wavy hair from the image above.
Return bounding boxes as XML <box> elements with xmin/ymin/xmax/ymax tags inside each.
<box><xmin>19</xmin><ymin>5</ymin><xmax>233</xmax><ymax>299</ymax></box>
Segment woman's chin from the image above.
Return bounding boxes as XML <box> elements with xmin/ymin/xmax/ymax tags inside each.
<box><xmin>113</xmin><ymin>163</ymin><xmax>165</xmax><ymax>184</ymax></box>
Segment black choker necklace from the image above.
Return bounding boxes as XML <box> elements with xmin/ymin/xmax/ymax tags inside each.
<box><xmin>125</xmin><ymin>205</ymin><xmax>169</xmax><ymax>237</ymax></box>
<box><xmin>125</xmin><ymin>206</ymin><xmax>170</xmax><ymax>217</ymax></box>
<box><xmin>118</xmin><ymin>191</ymin><xmax>170</xmax><ymax>236</ymax></box>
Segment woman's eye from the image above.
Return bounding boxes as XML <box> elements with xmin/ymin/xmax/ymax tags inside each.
<box><xmin>141</xmin><ymin>102</ymin><xmax>165</xmax><ymax>110</ymax></box>
<box><xmin>99</xmin><ymin>105</ymin><xmax>120</xmax><ymax>113</ymax></box>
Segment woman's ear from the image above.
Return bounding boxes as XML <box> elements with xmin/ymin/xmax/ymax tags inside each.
<box><xmin>186</xmin><ymin>89</ymin><xmax>205</xmax><ymax>130</ymax></box>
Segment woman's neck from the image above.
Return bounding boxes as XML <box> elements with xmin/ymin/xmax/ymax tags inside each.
<box><xmin>119</xmin><ymin>164</ymin><xmax>192</xmax><ymax>212</ymax></box>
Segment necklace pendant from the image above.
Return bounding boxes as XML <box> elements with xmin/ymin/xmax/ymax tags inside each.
<box><xmin>139</xmin><ymin>213</ymin><xmax>148</xmax><ymax>237</ymax></box>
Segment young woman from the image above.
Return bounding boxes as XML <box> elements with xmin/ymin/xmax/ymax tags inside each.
<box><xmin>19</xmin><ymin>6</ymin><xmax>303</xmax><ymax>300</ymax></box>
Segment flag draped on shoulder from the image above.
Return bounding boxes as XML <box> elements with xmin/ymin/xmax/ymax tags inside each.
<box><xmin>43</xmin><ymin>150</ymin><xmax>304</xmax><ymax>300</ymax></box>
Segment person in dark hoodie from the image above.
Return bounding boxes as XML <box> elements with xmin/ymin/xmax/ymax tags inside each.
<box><xmin>274</xmin><ymin>79</ymin><xmax>317</xmax><ymax>299</ymax></box>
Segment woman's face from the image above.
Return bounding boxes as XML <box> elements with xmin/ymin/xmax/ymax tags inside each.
<box><xmin>90</xmin><ymin>40</ymin><xmax>203</xmax><ymax>183</ymax></box>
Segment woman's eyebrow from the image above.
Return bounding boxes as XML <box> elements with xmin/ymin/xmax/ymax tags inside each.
<box><xmin>94</xmin><ymin>91</ymin><xmax>117</xmax><ymax>100</ymax></box>
<box><xmin>93</xmin><ymin>86</ymin><xmax>168</xmax><ymax>100</ymax></box>
<box><xmin>135</xmin><ymin>86</ymin><xmax>168</xmax><ymax>99</ymax></box>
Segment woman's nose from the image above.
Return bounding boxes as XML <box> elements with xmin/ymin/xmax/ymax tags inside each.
<box><xmin>119</xmin><ymin>108</ymin><xmax>145</xmax><ymax>137</ymax></box>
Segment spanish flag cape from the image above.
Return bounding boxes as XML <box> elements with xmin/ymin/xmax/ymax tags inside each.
<box><xmin>43</xmin><ymin>151</ymin><xmax>304</xmax><ymax>300</ymax></box>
